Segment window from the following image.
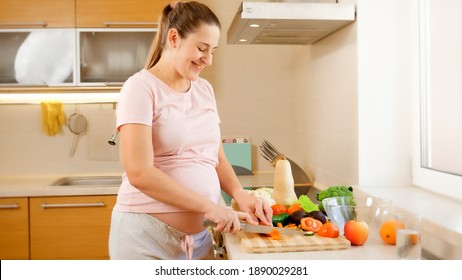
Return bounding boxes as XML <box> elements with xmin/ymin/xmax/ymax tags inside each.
<box><xmin>413</xmin><ymin>0</ymin><xmax>462</xmax><ymax>201</ymax></box>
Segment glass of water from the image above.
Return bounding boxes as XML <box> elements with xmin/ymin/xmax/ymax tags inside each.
<box><xmin>396</xmin><ymin>212</ymin><xmax>422</xmax><ymax>260</ymax></box>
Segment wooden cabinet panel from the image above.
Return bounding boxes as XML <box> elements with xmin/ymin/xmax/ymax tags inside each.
<box><xmin>30</xmin><ymin>195</ymin><xmax>116</xmax><ymax>260</ymax></box>
<box><xmin>76</xmin><ymin>0</ymin><xmax>170</xmax><ymax>27</ymax></box>
<box><xmin>0</xmin><ymin>197</ymin><xmax>29</xmax><ymax>260</ymax></box>
<box><xmin>0</xmin><ymin>0</ymin><xmax>75</xmax><ymax>28</ymax></box>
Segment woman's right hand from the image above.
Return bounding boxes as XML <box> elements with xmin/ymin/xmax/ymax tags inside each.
<box><xmin>203</xmin><ymin>203</ymin><xmax>257</xmax><ymax>233</ymax></box>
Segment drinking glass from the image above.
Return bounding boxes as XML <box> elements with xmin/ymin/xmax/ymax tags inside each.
<box><xmin>396</xmin><ymin>212</ymin><xmax>421</xmax><ymax>260</ymax></box>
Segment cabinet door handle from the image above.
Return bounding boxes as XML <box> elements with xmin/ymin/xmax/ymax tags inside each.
<box><xmin>40</xmin><ymin>202</ymin><xmax>106</xmax><ymax>209</ymax></box>
<box><xmin>0</xmin><ymin>21</ymin><xmax>48</xmax><ymax>27</ymax></box>
<box><xmin>103</xmin><ymin>21</ymin><xmax>158</xmax><ymax>27</ymax></box>
<box><xmin>0</xmin><ymin>203</ymin><xmax>19</xmax><ymax>209</ymax></box>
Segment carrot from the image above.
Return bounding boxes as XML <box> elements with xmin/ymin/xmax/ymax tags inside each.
<box><xmin>284</xmin><ymin>224</ymin><xmax>298</xmax><ymax>229</ymax></box>
<box><xmin>266</xmin><ymin>228</ymin><xmax>283</xmax><ymax>240</ymax></box>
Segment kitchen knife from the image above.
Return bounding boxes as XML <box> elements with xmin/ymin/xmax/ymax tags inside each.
<box><xmin>203</xmin><ymin>219</ymin><xmax>305</xmax><ymax>235</ymax></box>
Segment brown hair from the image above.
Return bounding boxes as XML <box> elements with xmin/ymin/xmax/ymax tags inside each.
<box><xmin>144</xmin><ymin>1</ymin><xmax>221</xmax><ymax>69</ymax></box>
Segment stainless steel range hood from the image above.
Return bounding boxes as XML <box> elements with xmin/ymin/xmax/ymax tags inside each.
<box><xmin>227</xmin><ymin>1</ymin><xmax>356</xmax><ymax>45</ymax></box>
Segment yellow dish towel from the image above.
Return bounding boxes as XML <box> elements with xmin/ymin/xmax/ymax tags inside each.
<box><xmin>41</xmin><ymin>102</ymin><xmax>66</xmax><ymax>136</ymax></box>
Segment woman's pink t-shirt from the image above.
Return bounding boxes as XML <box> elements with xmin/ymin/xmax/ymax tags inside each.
<box><xmin>114</xmin><ymin>69</ymin><xmax>222</xmax><ymax>213</ymax></box>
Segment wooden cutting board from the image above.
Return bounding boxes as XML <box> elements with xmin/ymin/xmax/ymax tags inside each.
<box><xmin>237</xmin><ymin>231</ymin><xmax>351</xmax><ymax>253</ymax></box>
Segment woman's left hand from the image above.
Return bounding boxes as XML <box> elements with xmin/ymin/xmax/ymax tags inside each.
<box><xmin>232</xmin><ymin>190</ymin><xmax>273</xmax><ymax>225</ymax></box>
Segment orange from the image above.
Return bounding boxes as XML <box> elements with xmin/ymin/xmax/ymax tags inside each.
<box><xmin>379</xmin><ymin>220</ymin><xmax>404</xmax><ymax>245</ymax></box>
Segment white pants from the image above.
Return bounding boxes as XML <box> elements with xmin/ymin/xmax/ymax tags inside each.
<box><xmin>109</xmin><ymin>210</ymin><xmax>214</xmax><ymax>260</ymax></box>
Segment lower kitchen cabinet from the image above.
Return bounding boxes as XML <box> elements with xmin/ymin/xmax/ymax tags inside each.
<box><xmin>29</xmin><ymin>195</ymin><xmax>116</xmax><ymax>260</ymax></box>
<box><xmin>0</xmin><ymin>197</ymin><xmax>30</xmax><ymax>260</ymax></box>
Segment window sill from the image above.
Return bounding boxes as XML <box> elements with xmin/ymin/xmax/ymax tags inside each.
<box><xmin>354</xmin><ymin>184</ymin><xmax>462</xmax><ymax>260</ymax></box>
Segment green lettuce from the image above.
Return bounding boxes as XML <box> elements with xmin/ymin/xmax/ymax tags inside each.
<box><xmin>298</xmin><ymin>194</ymin><xmax>318</xmax><ymax>213</ymax></box>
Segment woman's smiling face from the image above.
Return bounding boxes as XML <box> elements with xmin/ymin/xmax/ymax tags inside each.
<box><xmin>175</xmin><ymin>23</ymin><xmax>220</xmax><ymax>81</ymax></box>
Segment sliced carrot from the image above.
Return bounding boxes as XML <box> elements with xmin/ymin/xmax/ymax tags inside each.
<box><xmin>284</xmin><ymin>224</ymin><xmax>298</xmax><ymax>230</ymax></box>
<box><xmin>266</xmin><ymin>228</ymin><xmax>283</xmax><ymax>240</ymax></box>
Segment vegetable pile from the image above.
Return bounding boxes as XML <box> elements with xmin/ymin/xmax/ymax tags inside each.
<box><xmin>269</xmin><ymin>194</ymin><xmax>338</xmax><ymax>237</ymax></box>
<box><xmin>230</xmin><ymin>184</ymin><xmax>353</xmax><ymax>239</ymax></box>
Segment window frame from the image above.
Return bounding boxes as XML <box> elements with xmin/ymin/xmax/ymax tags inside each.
<box><xmin>412</xmin><ymin>0</ymin><xmax>462</xmax><ymax>202</ymax></box>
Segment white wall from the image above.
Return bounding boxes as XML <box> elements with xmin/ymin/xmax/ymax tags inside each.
<box><xmin>293</xmin><ymin>0</ymin><xmax>419</xmax><ymax>188</ymax></box>
<box><xmin>357</xmin><ymin>0</ymin><xmax>418</xmax><ymax>186</ymax></box>
<box><xmin>293</xmin><ymin>21</ymin><xmax>358</xmax><ymax>187</ymax></box>
<box><xmin>0</xmin><ymin>103</ymin><xmax>123</xmax><ymax>177</ymax></box>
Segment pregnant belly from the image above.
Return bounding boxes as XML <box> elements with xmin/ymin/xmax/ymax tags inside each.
<box><xmin>150</xmin><ymin>212</ymin><xmax>206</xmax><ymax>234</ymax></box>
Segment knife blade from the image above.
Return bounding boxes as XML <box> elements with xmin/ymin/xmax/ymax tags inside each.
<box><xmin>203</xmin><ymin>219</ymin><xmax>305</xmax><ymax>236</ymax></box>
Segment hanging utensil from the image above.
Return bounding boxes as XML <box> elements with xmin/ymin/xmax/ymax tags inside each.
<box><xmin>259</xmin><ymin>139</ymin><xmax>314</xmax><ymax>187</ymax></box>
<box><xmin>68</xmin><ymin>109</ymin><xmax>88</xmax><ymax>157</ymax></box>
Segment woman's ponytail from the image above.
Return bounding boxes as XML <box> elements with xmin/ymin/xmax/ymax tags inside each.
<box><xmin>144</xmin><ymin>4</ymin><xmax>174</xmax><ymax>69</ymax></box>
<box><xmin>144</xmin><ymin>1</ymin><xmax>221</xmax><ymax>70</ymax></box>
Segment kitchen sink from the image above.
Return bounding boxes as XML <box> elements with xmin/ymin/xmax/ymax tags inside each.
<box><xmin>50</xmin><ymin>176</ymin><xmax>122</xmax><ymax>187</ymax></box>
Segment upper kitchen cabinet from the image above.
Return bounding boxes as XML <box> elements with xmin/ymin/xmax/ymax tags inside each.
<box><xmin>76</xmin><ymin>0</ymin><xmax>169</xmax><ymax>28</ymax></box>
<box><xmin>78</xmin><ymin>29</ymin><xmax>154</xmax><ymax>85</ymax></box>
<box><xmin>0</xmin><ymin>0</ymin><xmax>75</xmax><ymax>28</ymax></box>
<box><xmin>0</xmin><ymin>0</ymin><xmax>165</xmax><ymax>90</ymax></box>
<box><xmin>0</xmin><ymin>29</ymin><xmax>77</xmax><ymax>86</ymax></box>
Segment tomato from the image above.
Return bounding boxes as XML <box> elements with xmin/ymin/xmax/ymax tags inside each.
<box><xmin>317</xmin><ymin>222</ymin><xmax>340</xmax><ymax>238</ymax></box>
<box><xmin>287</xmin><ymin>203</ymin><xmax>303</xmax><ymax>215</ymax></box>
<box><xmin>300</xmin><ymin>217</ymin><xmax>323</xmax><ymax>232</ymax></box>
<box><xmin>271</xmin><ymin>204</ymin><xmax>287</xmax><ymax>215</ymax></box>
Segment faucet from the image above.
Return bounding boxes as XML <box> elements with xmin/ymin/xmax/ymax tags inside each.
<box><xmin>108</xmin><ymin>130</ymin><xmax>119</xmax><ymax>146</ymax></box>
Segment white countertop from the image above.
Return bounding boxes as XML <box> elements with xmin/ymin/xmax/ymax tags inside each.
<box><xmin>222</xmin><ymin>182</ymin><xmax>462</xmax><ymax>260</ymax></box>
<box><xmin>1</xmin><ymin>172</ymin><xmax>462</xmax><ymax>259</ymax></box>
<box><xmin>0</xmin><ymin>174</ymin><xmax>121</xmax><ymax>197</ymax></box>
